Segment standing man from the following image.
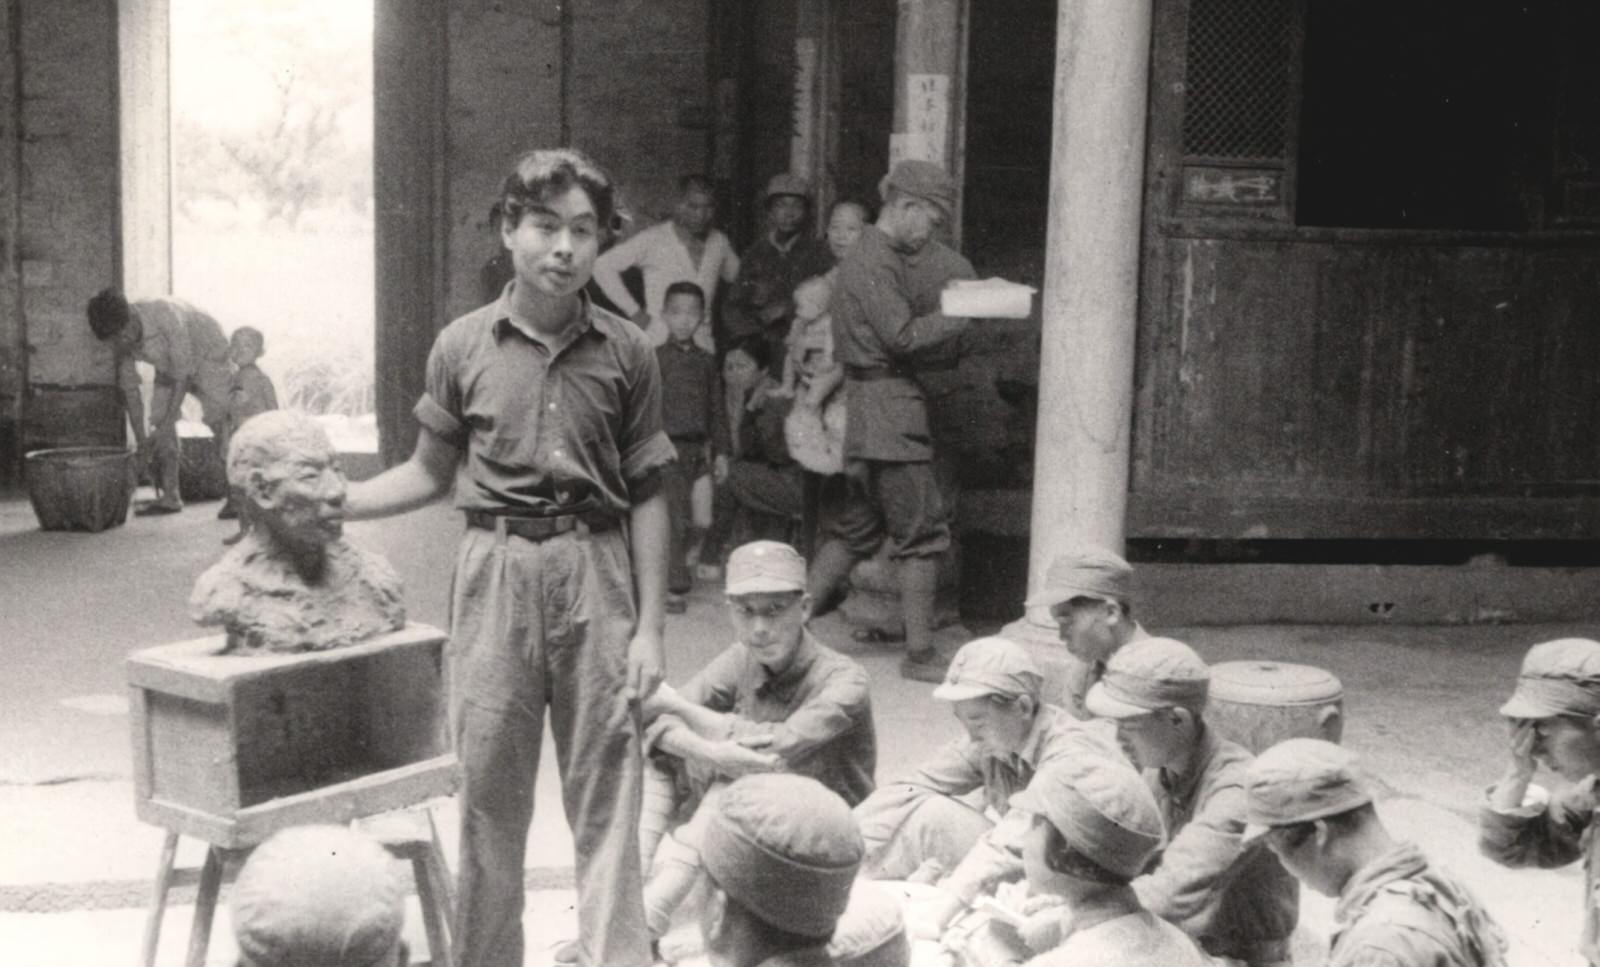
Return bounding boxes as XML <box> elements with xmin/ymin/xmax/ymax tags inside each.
<box><xmin>86</xmin><ymin>289</ymin><xmax>233</xmax><ymax>515</ymax></box>
<box><xmin>724</xmin><ymin>173</ymin><xmax>834</xmax><ymax>355</ymax></box>
<box><xmin>1084</xmin><ymin>637</ymin><xmax>1299</xmax><ymax>966</ymax></box>
<box><xmin>1246</xmin><ymin>739</ymin><xmax>1508</xmax><ymax>967</ymax></box>
<box><xmin>344</xmin><ymin>148</ymin><xmax>675</xmax><ymax>967</ymax></box>
<box><xmin>1025</xmin><ymin>543</ymin><xmax>1146</xmax><ymax>718</ymax></box>
<box><xmin>807</xmin><ymin>160</ymin><xmax>976</xmax><ymax>681</ymax></box>
<box><xmin>1480</xmin><ymin>637</ymin><xmax>1600</xmax><ymax>966</ymax></box>
<box><xmin>593</xmin><ymin>173</ymin><xmax>740</xmax><ymax>353</ymax></box>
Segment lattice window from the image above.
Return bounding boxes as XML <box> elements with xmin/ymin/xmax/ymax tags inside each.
<box><xmin>1181</xmin><ymin>0</ymin><xmax>1294</xmax><ymax>163</ymax></box>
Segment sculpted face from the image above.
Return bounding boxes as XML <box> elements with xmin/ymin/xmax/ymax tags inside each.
<box><xmin>255</xmin><ymin>437</ymin><xmax>347</xmax><ymax>552</ymax></box>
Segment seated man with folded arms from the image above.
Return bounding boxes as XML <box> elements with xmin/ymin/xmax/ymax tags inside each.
<box><xmin>1078</xmin><ymin>636</ymin><xmax>1298</xmax><ymax>966</ymax></box>
<box><xmin>854</xmin><ymin>636</ymin><xmax>1123</xmax><ymax>937</ymax></box>
<box><xmin>638</xmin><ymin>540</ymin><xmax>876</xmax><ymax>945</ymax></box>
<box><xmin>1016</xmin><ymin>755</ymin><xmax>1211</xmax><ymax>966</ymax></box>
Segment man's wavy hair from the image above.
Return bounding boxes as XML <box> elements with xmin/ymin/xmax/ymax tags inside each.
<box><xmin>500</xmin><ymin>148</ymin><xmax>625</xmax><ymax>240</ymax></box>
<box><xmin>87</xmin><ymin>287</ymin><xmax>132</xmax><ymax>341</ymax></box>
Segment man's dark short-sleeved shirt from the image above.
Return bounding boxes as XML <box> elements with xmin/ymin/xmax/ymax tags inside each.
<box><xmin>414</xmin><ymin>286</ymin><xmax>678</xmax><ymax>515</ymax></box>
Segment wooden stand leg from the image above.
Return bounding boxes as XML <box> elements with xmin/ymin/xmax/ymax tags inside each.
<box><xmin>411</xmin><ymin>853</ymin><xmax>452</xmax><ymax>967</ymax></box>
<box><xmin>426</xmin><ymin>810</ymin><xmax>456</xmax><ymax>917</ymax></box>
<box><xmin>138</xmin><ymin>831</ymin><xmax>181</xmax><ymax>967</ymax></box>
<box><xmin>186</xmin><ymin>846</ymin><xmax>226</xmax><ymax>967</ymax></box>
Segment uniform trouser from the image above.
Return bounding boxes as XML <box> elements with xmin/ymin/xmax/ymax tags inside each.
<box><xmin>827</xmin><ymin>458</ymin><xmax>951</xmax><ymax>561</ymax></box>
<box><xmin>449</xmin><ymin>524</ymin><xmax>651</xmax><ymax>967</ymax></box>
<box><xmin>662</xmin><ymin>447</ymin><xmax>701</xmax><ymax>594</ymax></box>
<box><xmin>149</xmin><ymin>372</ymin><xmax>228</xmax><ymax>505</ymax></box>
<box><xmin>862</xmin><ymin>794</ymin><xmax>992</xmax><ymax>880</ymax></box>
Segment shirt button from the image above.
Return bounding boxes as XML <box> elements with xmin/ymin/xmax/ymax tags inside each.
<box><xmin>553</xmin><ymin>449</ymin><xmax>564</xmax><ymax>458</ymax></box>
<box><xmin>548</xmin><ymin>402</ymin><xmax>557</xmax><ymax>411</ymax></box>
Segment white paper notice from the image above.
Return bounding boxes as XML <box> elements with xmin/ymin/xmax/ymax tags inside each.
<box><xmin>906</xmin><ymin>73</ymin><xmax>949</xmax><ymax>159</ymax></box>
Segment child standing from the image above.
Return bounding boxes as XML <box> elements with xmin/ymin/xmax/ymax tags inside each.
<box><xmin>656</xmin><ymin>281</ymin><xmax>718</xmax><ymax>613</ymax></box>
<box><xmin>220</xmin><ymin>326</ymin><xmax>279</xmax><ymax>544</ymax></box>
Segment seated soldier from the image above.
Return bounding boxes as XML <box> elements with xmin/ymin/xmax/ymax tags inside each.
<box><xmin>699</xmin><ymin>774</ymin><xmax>864</xmax><ymax>967</ymax></box>
<box><xmin>1249</xmin><ymin>739</ymin><xmax>1508</xmax><ymax>967</ymax></box>
<box><xmin>230</xmin><ymin>825</ymin><xmax>409</xmax><ymax>967</ymax></box>
<box><xmin>1076</xmin><ymin>636</ymin><xmax>1298</xmax><ymax>966</ymax></box>
<box><xmin>1015</xmin><ymin>755</ymin><xmax>1211</xmax><ymax>966</ymax></box>
<box><xmin>639</xmin><ymin>540</ymin><xmax>876</xmax><ymax>942</ymax></box>
<box><xmin>854</xmin><ymin>636</ymin><xmax>1122</xmax><ymax>935</ymax></box>
<box><xmin>1481</xmin><ymin>637</ymin><xmax>1600</xmax><ymax>967</ymax></box>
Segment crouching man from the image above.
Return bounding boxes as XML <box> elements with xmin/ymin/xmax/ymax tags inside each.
<box><xmin>1480</xmin><ymin>637</ymin><xmax>1600</xmax><ymax>966</ymax></box>
<box><xmin>639</xmin><ymin>540</ymin><xmax>876</xmax><ymax>945</ymax></box>
<box><xmin>854</xmin><ymin>636</ymin><xmax>1122</xmax><ymax>935</ymax></box>
<box><xmin>1081</xmin><ymin>637</ymin><xmax>1298</xmax><ymax>965</ymax></box>
<box><xmin>1248</xmin><ymin>739</ymin><xmax>1507</xmax><ymax>967</ymax></box>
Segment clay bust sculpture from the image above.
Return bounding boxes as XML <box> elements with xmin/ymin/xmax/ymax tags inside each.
<box><xmin>191</xmin><ymin>410</ymin><xmax>404</xmax><ymax>654</ymax></box>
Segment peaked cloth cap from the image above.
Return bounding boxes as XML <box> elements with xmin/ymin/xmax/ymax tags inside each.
<box><xmin>880</xmin><ymin>161</ymin><xmax>957</xmax><ymax>223</ymax></box>
<box><xmin>1085</xmin><ymin>636</ymin><xmax>1209</xmax><ymax>718</ymax></box>
<box><xmin>1025</xmin><ymin>545</ymin><xmax>1135</xmax><ymax>609</ymax></box>
<box><xmin>764</xmin><ymin>173</ymin><xmax>811</xmax><ymax>203</ymax></box>
<box><xmin>932</xmin><ymin>636</ymin><xmax>1044</xmax><ymax>702</ymax></box>
<box><xmin>1241</xmin><ymin>738</ymin><xmax>1373</xmax><ymax>842</ymax></box>
<box><xmin>232</xmin><ymin>825</ymin><xmax>405</xmax><ymax>967</ymax></box>
<box><xmin>701</xmin><ymin>774</ymin><xmax>865</xmax><ymax>939</ymax></box>
<box><xmin>726</xmin><ymin>540</ymin><xmax>807</xmax><ymax>596</ymax></box>
<box><xmin>1499</xmin><ymin>637</ymin><xmax>1600</xmax><ymax>719</ymax></box>
<box><xmin>1011</xmin><ymin>754</ymin><xmax>1165</xmax><ymax>880</ymax></box>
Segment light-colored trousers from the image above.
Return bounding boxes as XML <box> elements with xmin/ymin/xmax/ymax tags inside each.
<box><xmin>448</xmin><ymin>524</ymin><xmax>651</xmax><ymax>967</ymax></box>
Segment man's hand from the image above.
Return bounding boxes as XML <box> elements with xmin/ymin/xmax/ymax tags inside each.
<box><xmin>1490</xmin><ymin>718</ymin><xmax>1540</xmax><ymax>812</ymax></box>
<box><xmin>630</xmin><ymin>307</ymin><xmax>652</xmax><ymax>328</ymax></box>
<box><xmin>625</xmin><ymin>630</ymin><xmax>665</xmax><ymax>703</ymax></box>
<box><xmin>1019</xmin><ymin>902</ymin><xmax>1068</xmax><ymax>953</ymax></box>
<box><xmin>708</xmin><ymin>740</ymin><xmax>779</xmax><ymax>778</ymax></box>
<box><xmin>907</xmin><ymin>888</ymin><xmax>967</xmax><ymax>942</ymax></box>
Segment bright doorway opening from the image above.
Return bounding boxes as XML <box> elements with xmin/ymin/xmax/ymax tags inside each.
<box><xmin>169</xmin><ymin>0</ymin><xmax>376</xmax><ymax>453</ymax></box>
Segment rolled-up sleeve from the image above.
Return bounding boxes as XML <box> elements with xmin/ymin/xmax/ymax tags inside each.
<box><xmin>618</xmin><ymin>344</ymin><xmax>677</xmax><ymax>501</ymax></box>
<box><xmin>765</xmin><ymin>663</ymin><xmax>870</xmax><ymax>766</ymax></box>
<box><xmin>1479</xmin><ymin>781</ymin><xmax>1589</xmax><ymax>869</ymax></box>
<box><xmin>413</xmin><ymin>334</ymin><xmax>468</xmax><ymax>447</ymax></box>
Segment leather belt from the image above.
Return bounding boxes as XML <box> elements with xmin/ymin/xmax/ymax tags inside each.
<box><xmin>464</xmin><ymin>508</ymin><xmax>618</xmax><ymax>541</ymax></box>
<box><xmin>845</xmin><ymin>363</ymin><xmax>957</xmax><ymax>381</ymax></box>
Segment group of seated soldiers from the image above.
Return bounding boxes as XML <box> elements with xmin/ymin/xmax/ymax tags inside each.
<box><xmin>228</xmin><ymin>540</ymin><xmax>1600</xmax><ymax>967</ymax></box>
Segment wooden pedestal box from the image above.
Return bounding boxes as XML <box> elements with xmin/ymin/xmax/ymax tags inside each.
<box><xmin>126</xmin><ymin>623</ymin><xmax>459</xmax><ymax>849</ymax></box>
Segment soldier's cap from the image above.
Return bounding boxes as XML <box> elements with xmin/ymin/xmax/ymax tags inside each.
<box><xmin>725</xmin><ymin>540</ymin><xmax>807</xmax><ymax>596</ymax></box>
<box><xmin>701</xmin><ymin>773</ymin><xmax>864</xmax><ymax>939</ymax></box>
<box><xmin>879</xmin><ymin>160</ymin><xmax>957</xmax><ymax>224</ymax></box>
<box><xmin>1084</xmin><ymin>637</ymin><xmax>1209</xmax><ymax>718</ymax></box>
<box><xmin>1241</xmin><ymin>738</ymin><xmax>1373</xmax><ymax>843</ymax></box>
<box><xmin>764</xmin><ymin>173</ymin><xmax>811</xmax><ymax>203</ymax></box>
<box><xmin>932</xmin><ymin>636</ymin><xmax>1043</xmax><ymax>702</ymax></box>
<box><xmin>1499</xmin><ymin>637</ymin><xmax>1600</xmax><ymax>720</ymax></box>
<box><xmin>1024</xmin><ymin>545</ymin><xmax>1135</xmax><ymax>609</ymax></box>
<box><xmin>1011</xmin><ymin>754</ymin><xmax>1165</xmax><ymax>881</ymax></box>
<box><xmin>232</xmin><ymin>825</ymin><xmax>405</xmax><ymax>967</ymax></box>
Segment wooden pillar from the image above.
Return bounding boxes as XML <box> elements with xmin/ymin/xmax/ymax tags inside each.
<box><xmin>890</xmin><ymin>0</ymin><xmax>966</xmax><ymax>235</ymax></box>
<box><xmin>119</xmin><ymin>0</ymin><xmax>172</xmax><ymax>301</ymax></box>
<box><xmin>1007</xmin><ymin>0</ymin><xmax>1155</xmax><ymax>639</ymax></box>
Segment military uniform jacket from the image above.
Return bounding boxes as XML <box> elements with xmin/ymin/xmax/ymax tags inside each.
<box><xmin>848</xmin><ymin>704</ymin><xmax>1120</xmax><ymax>903</ymax></box>
<box><xmin>1133</xmin><ymin>725</ymin><xmax>1299</xmax><ymax>962</ymax></box>
<box><xmin>1331</xmin><ymin>843</ymin><xmax>1508</xmax><ymax>967</ymax></box>
<box><xmin>1479</xmin><ymin>774</ymin><xmax>1600</xmax><ymax>965</ymax></box>
<box><xmin>830</xmin><ymin>226</ymin><xmax>973</xmax><ymax>462</ymax></box>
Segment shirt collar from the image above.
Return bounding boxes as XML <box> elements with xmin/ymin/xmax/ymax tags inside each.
<box><xmin>767</xmin><ymin>230</ymin><xmax>800</xmax><ymax>254</ymax></box>
<box><xmin>491</xmin><ymin>283</ymin><xmax>601</xmax><ymax>349</ymax></box>
<box><xmin>1010</xmin><ymin>703</ymin><xmax>1058</xmax><ymax>770</ymax></box>
<box><xmin>1333</xmin><ymin>841</ymin><xmax>1429</xmax><ymax>928</ymax></box>
<box><xmin>1158</xmin><ymin>721</ymin><xmax>1220</xmax><ymax>805</ymax></box>
<box><xmin>753</xmin><ymin>630</ymin><xmax>821</xmax><ymax>699</ymax></box>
